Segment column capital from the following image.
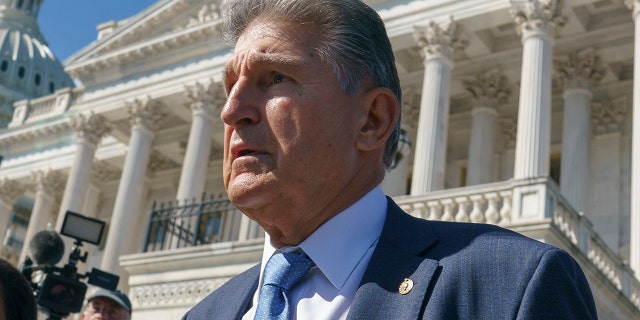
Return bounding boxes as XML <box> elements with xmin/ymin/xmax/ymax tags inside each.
<box><xmin>91</xmin><ymin>161</ymin><xmax>122</xmax><ymax>184</ymax></box>
<box><xmin>413</xmin><ymin>17</ymin><xmax>468</xmax><ymax>64</ymax></box>
<box><xmin>31</xmin><ymin>169</ymin><xmax>65</xmax><ymax>199</ymax></box>
<box><xmin>0</xmin><ymin>178</ymin><xmax>24</xmax><ymax>204</ymax></box>
<box><xmin>148</xmin><ymin>151</ymin><xmax>180</xmax><ymax>175</ymax></box>
<box><xmin>555</xmin><ymin>48</ymin><xmax>605</xmax><ymax>92</ymax></box>
<box><xmin>184</xmin><ymin>81</ymin><xmax>226</xmax><ymax>116</ymax></box>
<box><xmin>510</xmin><ymin>0</ymin><xmax>567</xmax><ymax>41</ymax></box>
<box><xmin>462</xmin><ymin>69</ymin><xmax>512</xmax><ymax>109</ymax></box>
<box><xmin>626</xmin><ymin>0</ymin><xmax>640</xmax><ymax>18</ymax></box>
<box><xmin>126</xmin><ymin>97</ymin><xmax>168</xmax><ymax>132</ymax></box>
<box><xmin>591</xmin><ymin>97</ymin><xmax>630</xmax><ymax>135</ymax></box>
<box><xmin>70</xmin><ymin>112</ymin><xmax>111</xmax><ymax>147</ymax></box>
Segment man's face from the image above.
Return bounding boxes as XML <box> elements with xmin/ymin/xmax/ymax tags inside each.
<box><xmin>222</xmin><ymin>18</ymin><xmax>370</xmax><ymax>246</ymax></box>
<box><xmin>82</xmin><ymin>298</ymin><xmax>129</xmax><ymax>320</ymax></box>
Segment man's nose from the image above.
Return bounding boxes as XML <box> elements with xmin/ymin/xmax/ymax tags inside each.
<box><xmin>221</xmin><ymin>77</ymin><xmax>261</xmax><ymax>128</ymax></box>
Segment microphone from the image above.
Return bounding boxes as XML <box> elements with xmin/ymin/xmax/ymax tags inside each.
<box><xmin>29</xmin><ymin>229</ymin><xmax>65</xmax><ymax>266</ymax></box>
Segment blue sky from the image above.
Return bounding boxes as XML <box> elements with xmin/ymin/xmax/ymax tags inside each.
<box><xmin>37</xmin><ymin>0</ymin><xmax>158</xmax><ymax>62</ymax></box>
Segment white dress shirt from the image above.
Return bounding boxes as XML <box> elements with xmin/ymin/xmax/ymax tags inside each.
<box><xmin>242</xmin><ymin>187</ymin><xmax>387</xmax><ymax>320</ymax></box>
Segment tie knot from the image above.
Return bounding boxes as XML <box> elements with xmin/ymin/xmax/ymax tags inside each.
<box><xmin>263</xmin><ymin>251</ymin><xmax>314</xmax><ymax>291</ymax></box>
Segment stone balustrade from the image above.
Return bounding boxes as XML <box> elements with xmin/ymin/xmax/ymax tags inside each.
<box><xmin>396</xmin><ymin>177</ymin><xmax>640</xmax><ymax>310</ymax></box>
<box><xmin>396</xmin><ymin>180</ymin><xmax>514</xmax><ymax>224</ymax></box>
<box><xmin>8</xmin><ymin>87</ymin><xmax>83</xmax><ymax>127</ymax></box>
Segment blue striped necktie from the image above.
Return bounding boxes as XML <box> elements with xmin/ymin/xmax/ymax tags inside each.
<box><xmin>254</xmin><ymin>251</ymin><xmax>314</xmax><ymax>320</ymax></box>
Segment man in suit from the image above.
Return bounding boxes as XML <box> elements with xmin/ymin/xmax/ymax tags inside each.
<box><xmin>184</xmin><ymin>0</ymin><xmax>598</xmax><ymax>319</ymax></box>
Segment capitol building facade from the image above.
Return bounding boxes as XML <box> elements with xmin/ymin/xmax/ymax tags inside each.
<box><xmin>1</xmin><ymin>0</ymin><xmax>640</xmax><ymax>318</ymax></box>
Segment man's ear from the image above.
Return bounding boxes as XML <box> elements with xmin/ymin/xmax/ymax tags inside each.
<box><xmin>356</xmin><ymin>87</ymin><xmax>399</xmax><ymax>152</ymax></box>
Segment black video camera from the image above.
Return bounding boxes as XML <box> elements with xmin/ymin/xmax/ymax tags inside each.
<box><xmin>22</xmin><ymin>211</ymin><xmax>120</xmax><ymax>320</ymax></box>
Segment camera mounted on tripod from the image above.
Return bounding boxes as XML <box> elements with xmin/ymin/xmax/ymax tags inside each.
<box><xmin>21</xmin><ymin>211</ymin><xmax>120</xmax><ymax>320</ymax></box>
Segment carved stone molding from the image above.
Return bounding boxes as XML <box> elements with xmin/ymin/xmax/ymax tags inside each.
<box><xmin>462</xmin><ymin>69</ymin><xmax>512</xmax><ymax>108</ymax></box>
<box><xmin>148</xmin><ymin>151</ymin><xmax>180</xmax><ymax>174</ymax></box>
<box><xmin>126</xmin><ymin>97</ymin><xmax>169</xmax><ymax>132</ymax></box>
<box><xmin>0</xmin><ymin>122</ymin><xmax>71</xmax><ymax>147</ymax></box>
<box><xmin>186</xmin><ymin>3</ymin><xmax>221</xmax><ymax>28</ymax></box>
<box><xmin>511</xmin><ymin>0</ymin><xmax>567</xmax><ymax>40</ymax></box>
<box><xmin>555</xmin><ymin>48</ymin><xmax>605</xmax><ymax>91</ymax></box>
<box><xmin>499</xmin><ymin>117</ymin><xmax>518</xmax><ymax>149</ymax></box>
<box><xmin>591</xmin><ymin>97</ymin><xmax>629</xmax><ymax>135</ymax></box>
<box><xmin>413</xmin><ymin>17</ymin><xmax>468</xmax><ymax>63</ymax></box>
<box><xmin>130</xmin><ymin>278</ymin><xmax>231</xmax><ymax>309</ymax></box>
<box><xmin>31</xmin><ymin>169</ymin><xmax>65</xmax><ymax>200</ymax></box>
<box><xmin>70</xmin><ymin>112</ymin><xmax>111</xmax><ymax>147</ymax></box>
<box><xmin>92</xmin><ymin>161</ymin><xmax>122</xmax><ymax>184</ymax></box>
<box><xmin>185</xmin><ymin>81</ymin><xmax>226</xmax><ymax>116</ymax></box>
<box><xmin>0</xmin><ymin>178</ymin><xmax>24</xmax><ymax>204</ymax></box>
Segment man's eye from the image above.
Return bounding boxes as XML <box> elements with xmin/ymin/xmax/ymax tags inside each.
<box><xmin>272</xmin><ymin>73</ymin><xmax>286</xmax><ymax>84</ymax></box>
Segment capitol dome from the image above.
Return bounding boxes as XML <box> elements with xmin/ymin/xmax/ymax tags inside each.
<box><xmin>0</xmin><ymin>0</ymin><xmax>74</xmax><ymax>127</ymax></box>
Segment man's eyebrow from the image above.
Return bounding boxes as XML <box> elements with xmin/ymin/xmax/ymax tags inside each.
<box><xmin>223</xmin><ymin>52</ymin><xmax>307</xmax><ymax>81</ymax></box>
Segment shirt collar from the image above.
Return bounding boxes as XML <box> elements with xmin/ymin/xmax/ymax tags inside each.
<box><xmin>259</xmin><ymin>187</ymin><xmax>387</xmax><ymax>290</ymax></box>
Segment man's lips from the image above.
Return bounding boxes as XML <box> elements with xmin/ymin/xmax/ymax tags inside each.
<box><xmin>231</xmin><ymin>143</ymin><xmax>266</xmax><ymax>159</ymax></box>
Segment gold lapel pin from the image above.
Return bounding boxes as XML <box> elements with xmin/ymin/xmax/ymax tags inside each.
<box><xmin>399</xmin><ymin>278</ymin><xmax>414</xmax><ymax>295</ymax></box>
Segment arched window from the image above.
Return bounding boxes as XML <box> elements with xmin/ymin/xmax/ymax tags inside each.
<box><xmin>17</xmin><ymin>66</ymin><xmax>25</xmax><ymax>78</ymax></box>
<box><xmin>0</xmin><ymin>60</ymin><xmax>8</xmax><ymax>72</ymax></box>
<box><xmin>34</xmin><ymin>73</ymin><xmax>41</xmax><ymax>86</ymax></box>
<box><xmin>49</xmin><ymin>81</ymin><xmax>55</xmax><ymax>93</ymax></box>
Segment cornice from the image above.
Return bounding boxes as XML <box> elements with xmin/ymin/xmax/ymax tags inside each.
<box><xmin>0</xmin><ymin>118</ymin><xmax>71</xmax><ymax>147</ymax></box>
<box><xmin>66</xmin><ymin>19</ymin><xmax>223</xmax><ymax>79</ymax></box>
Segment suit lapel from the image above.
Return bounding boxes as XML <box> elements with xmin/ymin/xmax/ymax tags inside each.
<box><xmin>347</xmin><ymin>198</ymin><xmax>439</xmax><ymax>320</ymax></box>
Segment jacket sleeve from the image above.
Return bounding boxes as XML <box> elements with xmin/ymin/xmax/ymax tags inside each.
<box><xmin>516</xmin><ymin>248</ymin><xmax>598</xmax><ymax>319</ymax></box>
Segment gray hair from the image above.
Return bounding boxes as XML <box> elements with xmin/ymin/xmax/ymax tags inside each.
<box><xmin>222</xmin><ymin>0</ymin><xmax>402</xmax><ymax>168</ymax></box>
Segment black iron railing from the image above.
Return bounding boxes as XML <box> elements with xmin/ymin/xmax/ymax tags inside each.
<box><xmin>143</xmin><ymin>193</ymin><xmax>239</xmax><ymax>252</ymax></box>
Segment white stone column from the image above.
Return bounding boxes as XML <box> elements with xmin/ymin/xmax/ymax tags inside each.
<box><xmin>56</xmin><ymin>113</ymin><xmax>109</xmax><ymax>229</ymax></box>
<box><xmin>625</xmin><ymin>0</ymin><xmax>640</xmax><ymax>276</ymax></box>
<box><xmin>0</xmin><ymin>178</ymin><xmax>23</xmax><ymax>244</ymax></box>
<box><xmin>555</xmin><ymin>49</ymin><xmax>604</xmax><ymax>212</ymax></box>
<box><xmin>101</xmin><ymin>98</ymin><xmax>166</xmax><ymax>273</ymax></box>
<box><xmin>19</xmin><ymin>170</ymin><xmax>64</xmax><ymax>264</ymax></box>
<box><xmin>411</xmin><ymin>18</ymin><xmax>467</xmax><ymax>194</ymax></box>
<box><xmin>511</xmin><ymin>0</ymin><xmax>566</xmax><ymax>179</ymax></box>
<box><xmin>463</xmin><ymin>70</ymin><xmax>511</xmax><ymax>185</ymax></box>
<box><xmin>176</xmin><ymin>83</ymin><xmax>221</xmax><ymax>202</ymax></box>
<box><xmin>381</xmin><ymin>129</ymin><xmax>412</xmax><ymax>196</ymax></box>
<box><xmin>590</xmin><ymin>98</ymin><xmax>629</xmax><ymax>253</ymax></box>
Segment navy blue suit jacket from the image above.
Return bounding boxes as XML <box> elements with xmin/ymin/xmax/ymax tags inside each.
<box><xmin>183</xmin><ymin>198</ymin><xmax>597</xmax><ymax>319</ymax></box>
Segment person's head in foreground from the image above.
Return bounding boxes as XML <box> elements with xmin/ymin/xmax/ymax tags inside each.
<box><xmin>221</xmin><ymin>0</ymin><xmax>401</xmax><ymax>248</ymax></box>
<box><xmin>82</xmin><ymin>289</ymin><xmax>131</xmax><ymax>320</ymax></box>
<box><xmin>0</xmin><ymin>258</ymin><xmax>37</xmax><ymax>320</ymax></box>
